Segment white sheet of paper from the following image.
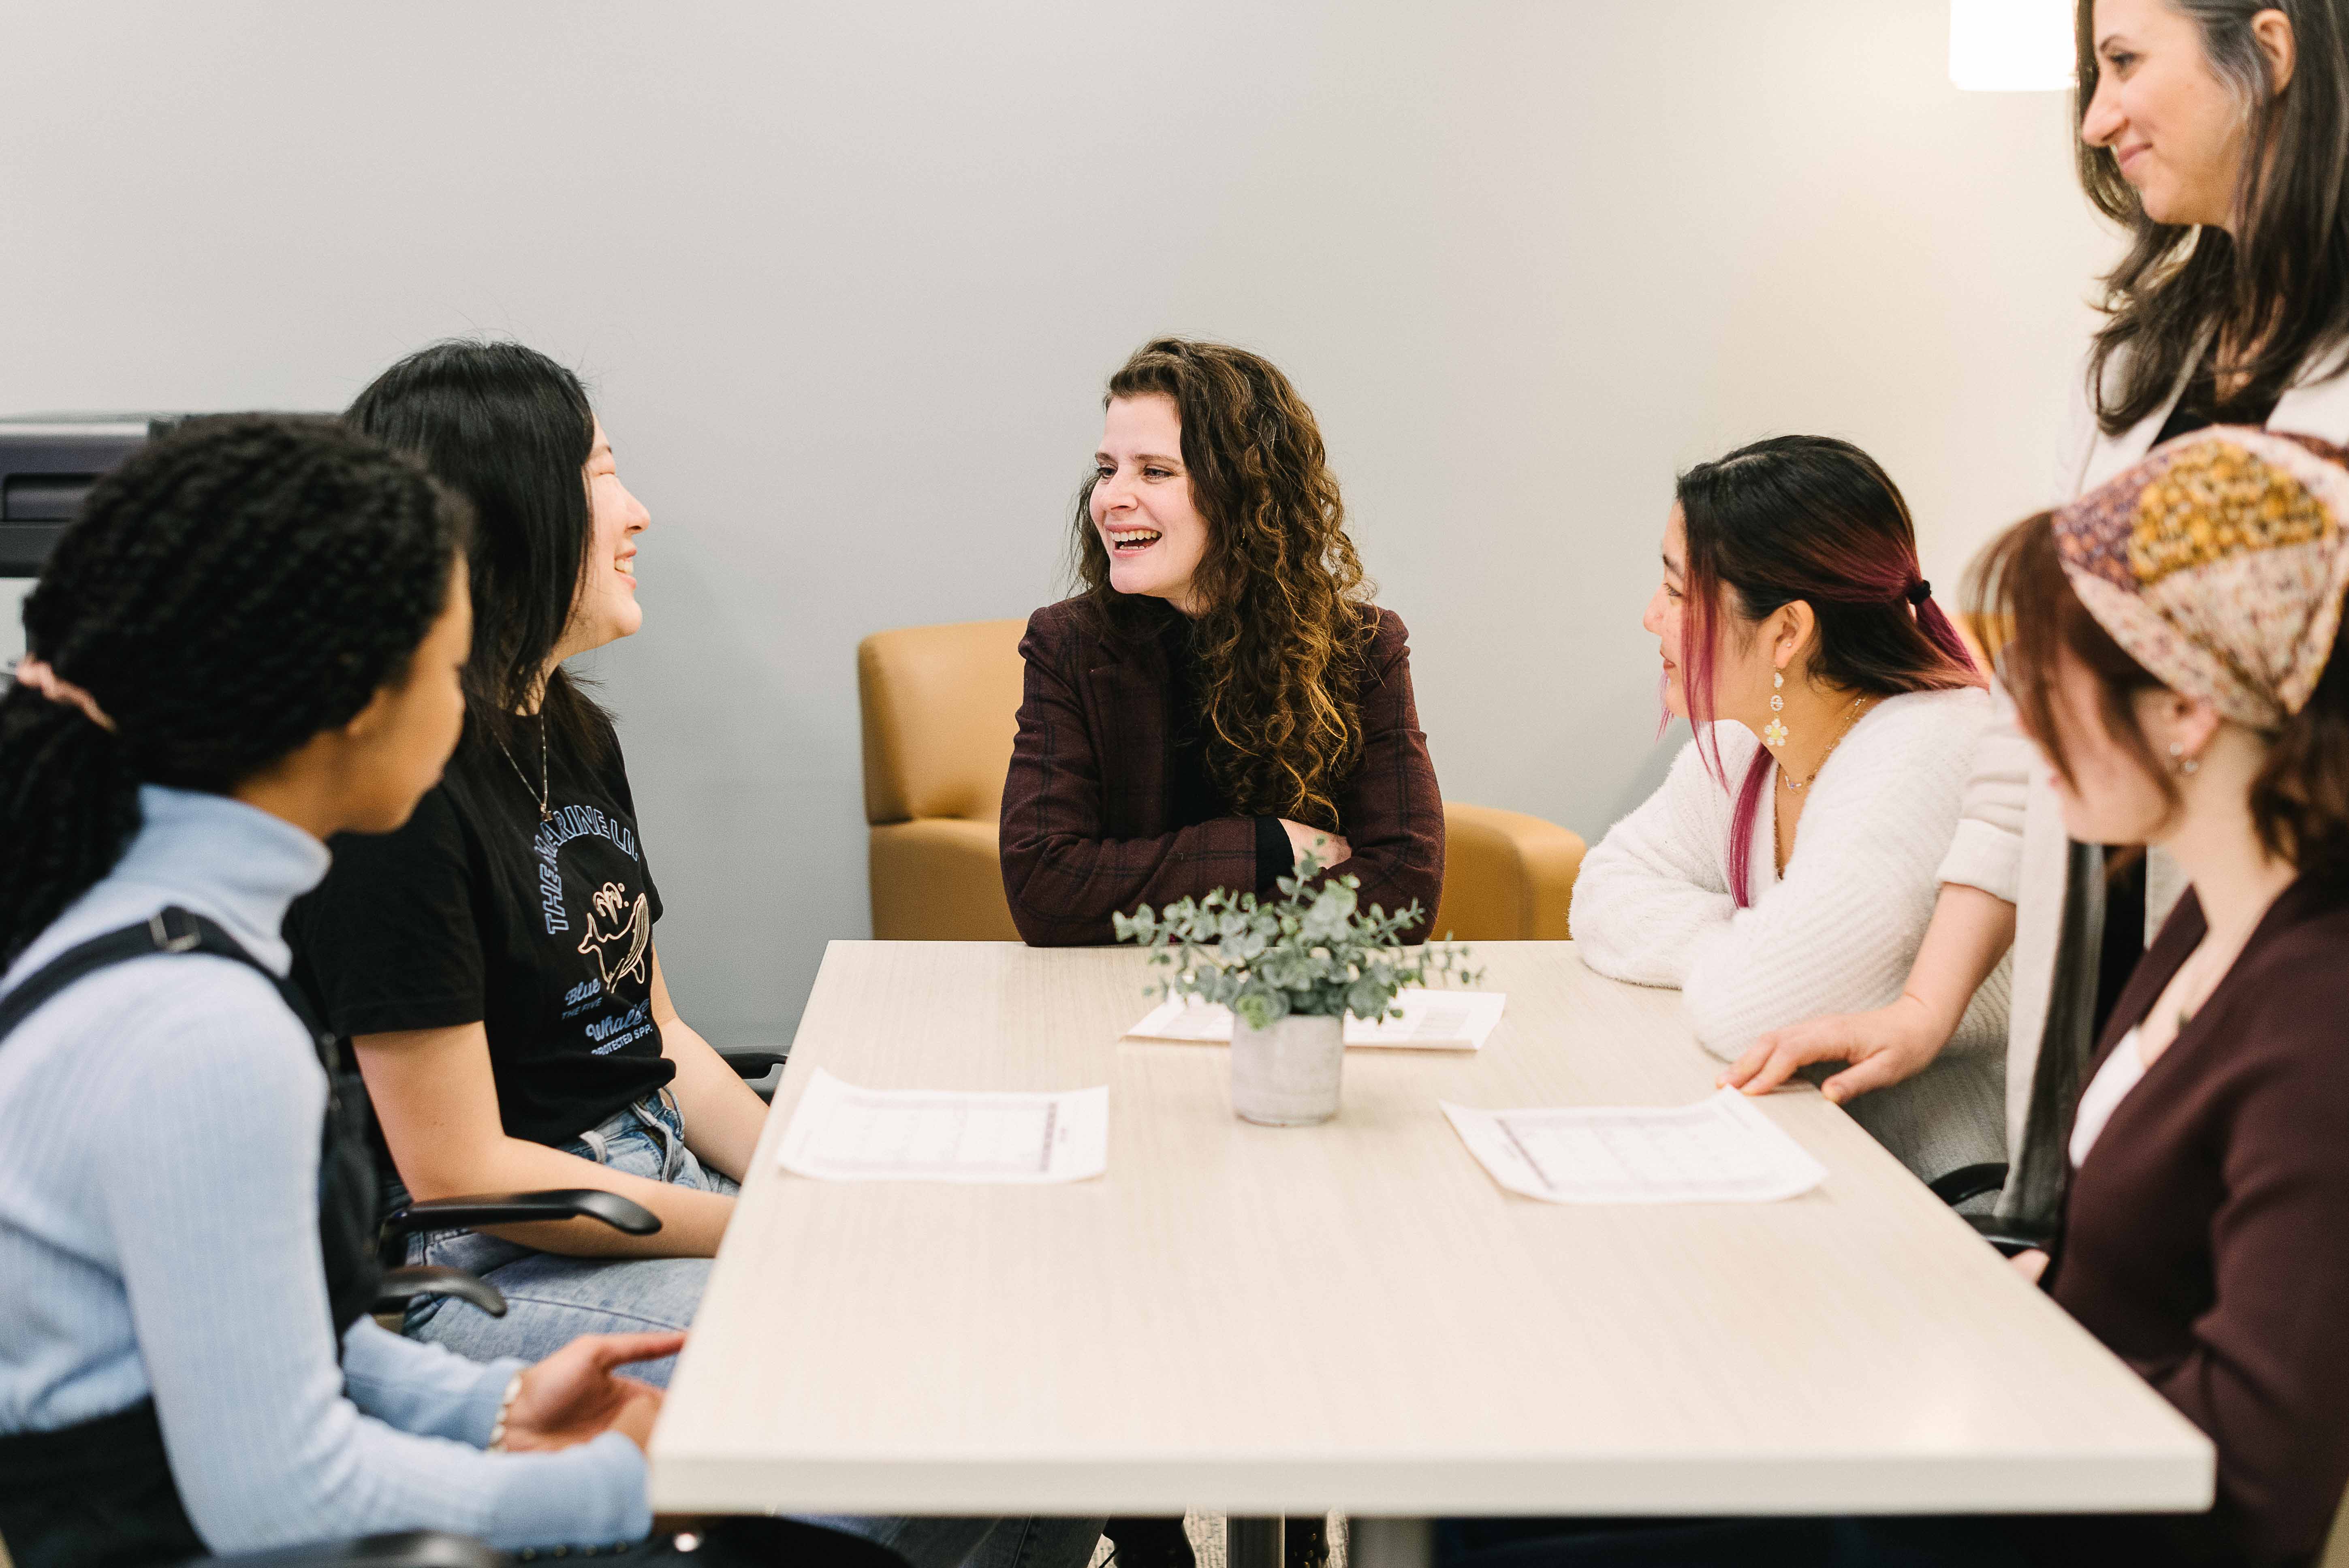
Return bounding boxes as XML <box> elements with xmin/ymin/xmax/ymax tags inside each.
<box><xmin>1441</xmin><ymin>1088</ymin><xmax>1827</xmax><ymax>1204</ymax></box>
<box><xmin>1125</xmin><ymin>988</ymin><xmax>1507</xmax><ymax>1051</ymax></box>
<box><xmin>776</xmin><ymin>1068</ymin><xmax>1108</xmax><ymax>1183</ymax></box>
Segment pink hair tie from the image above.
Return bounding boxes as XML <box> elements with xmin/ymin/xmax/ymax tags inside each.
<box><xmin>11</xmin><ymin>657</ymin><xmax>117</xmax><ymax>733</ymax></box>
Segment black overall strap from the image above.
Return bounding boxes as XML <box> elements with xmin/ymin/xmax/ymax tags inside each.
<box><xmin>0</xmin><ymin>904</ymin><xmax>383</xmax><ymax>1333</ymax></box>
<box><xmin>0</xmin><ymin>909</ymin><xmax>239</xmax><ymax>1041</ymax></box>
<box><xmin>0</xmin><ymin>906</ymin><xmax>388</xmax><ymax>1568</ymax></box>
<box><xmin>0</xmin><ymin>911</ymin><xmax>271</xmax><ymax>1568</ymax></box>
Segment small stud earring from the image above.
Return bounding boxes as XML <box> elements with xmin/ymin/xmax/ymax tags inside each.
<box><xmin>2183</xmin><ymin>757</ymin><xmax>2201</xmax><ymax>775</ymax></box>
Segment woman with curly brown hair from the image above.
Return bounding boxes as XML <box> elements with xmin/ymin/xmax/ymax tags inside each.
<box><xmin>998</xmin><ymin>337</ymin><xmax>1444</xmax><ymax>949</ymax></box>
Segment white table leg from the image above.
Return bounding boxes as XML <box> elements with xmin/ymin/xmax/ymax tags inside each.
<box><xmin>1347</xmin><ymin>1519</ymin><xmax>1433</xmax><ymax>1568</ymax></box>
<box><xmin>1226</xmin><ymin>1518</ymin><xmax>1285</xmax><ymax>1568</ymax></box>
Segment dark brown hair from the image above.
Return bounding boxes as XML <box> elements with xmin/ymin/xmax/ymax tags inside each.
<box><xmin>1969</xmin><ymin>510</ymin><xmax>2349</xmax><ymax>886</ymax></box>
<box><xmin>1676</xmin><ymin>435</ymin><xmax>1984</xmax><ymax>906</ymax></box>
<box><xmin>1071</xmin><ymin>338</ymin><xmax>1375</xmax><ymax>830</ymax></box>
<box><xmin>2075</xmin><ymin>0</ymin><xmax>2349</xmax><ymax>432</ymax></box>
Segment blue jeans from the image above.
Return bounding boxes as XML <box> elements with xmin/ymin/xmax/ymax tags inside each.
<box><xmin>395</xmin><ymin>1091</ymin><xmax>1106</xmax><ymax>1568</ymax></box>
<box><xmin>399</xmin><ymin>1088</ymin><xmax>731</xmax><ymax>1387</ymax></box>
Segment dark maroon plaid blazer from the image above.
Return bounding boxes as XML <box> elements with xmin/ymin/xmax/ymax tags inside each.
<box><xmin>998</xmin><ymin>596</ymin><xmax>1445</xmax><ymax>947</ymax></box>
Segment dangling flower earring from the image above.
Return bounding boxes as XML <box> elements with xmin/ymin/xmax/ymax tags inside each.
<box><xmin>1762</xmin><ymin>670</ymin><xmax>1790</xmax><ymax>750</ymax></box>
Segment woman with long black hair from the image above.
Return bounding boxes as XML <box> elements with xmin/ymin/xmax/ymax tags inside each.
<box><xmin>0</xmin><ymin>417</ymin><xmax>674</xmax><ymax>1563</ymax></box>
<box><xmin>290</xmin><ymin>339</ymin><xmax>1103</xmax><ymax>1568</ymax></box>
<box><xmin>291</xmin><ymin>341</ymin><xmax>756</xmax><ymax>1357</ymax></box>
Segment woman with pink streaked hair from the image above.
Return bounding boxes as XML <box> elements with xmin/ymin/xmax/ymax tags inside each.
<box><xmin>1569</xmin><ymin>434</ymin><xmax>2002</xmax><ymax>1185</ymax></box>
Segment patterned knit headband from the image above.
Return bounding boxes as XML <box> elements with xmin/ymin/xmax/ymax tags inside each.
<box><xmin>2049</xmin><ymin>427</ymin><xmax>2349</xmax><ymax>731</ymax></box>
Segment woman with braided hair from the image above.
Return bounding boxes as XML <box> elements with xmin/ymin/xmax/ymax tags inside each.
<box><xmin>290</xmin><ymin>340</ymin><xmax>1104</xmax><ymax>1568</ymax></box>
<box><xmin>0</xmin><ymin>417</ymin><xmax>701</xmax><ymax>1563</ymax></box>
<box><xmin>999</xmin><ymin>336</ymin><xmax>1445</xmax><ymax>948</ymax></box>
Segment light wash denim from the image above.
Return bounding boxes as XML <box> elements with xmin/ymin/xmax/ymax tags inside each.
<box><xmin>399</xmin><ymin>1088</ymin><xmax>730</xmax><ymax>1387</ymax></box>
<box><xmin>396</xmin><ymin>1089</ymin><xmax>1105</xmax><ymax>1568</ymax></box>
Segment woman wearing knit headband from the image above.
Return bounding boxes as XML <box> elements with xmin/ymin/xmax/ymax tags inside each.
<box><xmin>1730</xmin><ymin>0</ymin><xmax>2349</xmax><ymax>1233</ymax></box>
<box><xmin>1567</xmin><ymin>436</ymin><xmax>2004</xmax><ymax>1187</ymax></box>
<box><xmin>1976</xmin><ymin>427</ymin><xmax>2349</xmax><ymax>1562</ymax></box>
<box><xmin>1445</xmin><ymin>428</ymin><xmax>2349</xmax><ymax>1568</ymax></box>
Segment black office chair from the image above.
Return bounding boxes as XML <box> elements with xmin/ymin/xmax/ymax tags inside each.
<box><xmin>719</xmin><ymin>1051</ymin><xmax>786</xmax><ymax>1102</ymax></box>
<box><xmin>1922</xmin><ymin>1162</ymin><xmax>2054</xmax><ymax>1258</ymax></box>
<box><xmin>373</xmin><ymin>1043</ymin><xmax>790</xmax><ymax>1321</ymax></box>
<box><xmin>375</xmin><ymin>1188</ymin><xmax>662</xmax><ymax>1319</ymax></box>
<box><xmin>1924</xmin><ymin>845</ymin><xmax>2116</xmax><ymax>1263</ymax></box>
<box><xmin>164</xmin><ymin>1519</ymin><xmax>915</xmax><ymax>1568</ymax></box>
<box><xmin>174</xmin><ymin>1533</ymin><xmax>507</xmax><ymax>1568</ymax></box>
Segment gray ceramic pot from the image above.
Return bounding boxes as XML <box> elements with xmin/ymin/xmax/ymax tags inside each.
<box><xmin>1229</xmin><ymin>1012</ymin><xmax>1345</xmax><ymax>1126</ymax></box>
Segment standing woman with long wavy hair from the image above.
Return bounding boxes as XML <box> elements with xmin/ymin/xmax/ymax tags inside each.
<box><xmin>1731</xmin><ymin>0</ymin><xmax>2349</xmax><ymax>1230</ymax></box>
<box><xmin>998</xmin><ymin>336</ymin><xmax>1445</xmax><ymax>948</ymax></box>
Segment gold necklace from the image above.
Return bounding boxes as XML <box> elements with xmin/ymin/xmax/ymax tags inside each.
<box><xmin>1779</xmin><ymin>693</ymin><xmax>1874</xmax><ymax>793</ymax></box>
<box><xmin>494</xmin><ymin>721</ymin><xmax>553</xmax><ymax>824</ymax></box>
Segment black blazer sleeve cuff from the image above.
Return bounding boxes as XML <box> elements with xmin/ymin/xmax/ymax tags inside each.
<box><xmin>1252</xmin><ymin>815</ymin><xmax>1290</xmax><ymax>895</ymax></box>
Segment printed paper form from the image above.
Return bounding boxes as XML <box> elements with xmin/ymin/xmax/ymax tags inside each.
<box><xmin>1125</xmin><ymin>988</ymin><xmax>1507</xmax><ymax>1051</ymax></box>
<box><xmin>776</xmin><ymin>1068</ymin><xmax>1108</xmax><ymax>1183</ymax></box>
<box><xmin>1441</xmin><ymin>1088</ymin><xmax>1828</xmax><ymax>1204</ymax></box>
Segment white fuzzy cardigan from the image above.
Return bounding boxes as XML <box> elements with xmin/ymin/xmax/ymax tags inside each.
<box><xmin>1572</xmin><ymin>687</ymin><xmax>2012</xmax><ymax>1182</ymax></box>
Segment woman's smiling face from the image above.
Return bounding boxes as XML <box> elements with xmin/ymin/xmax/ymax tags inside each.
<box><xmin>2080</xmin><ymin>0</ymin><xmax>2257</xmax><ymax>229</ymax></box>
<box><xmin>559</xmin><ymin>418</ymin><xmax>649</xmax><ymax>659</ymax></box>
<box><xmin>1090</xmin><ymin>393</ymin><xmax>1211</xmax><ymax>614</ymax></box>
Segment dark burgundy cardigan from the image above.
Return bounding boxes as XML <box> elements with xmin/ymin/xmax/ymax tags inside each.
<box><xmin>997</xmin><ymin>596</ymin><xmax>1445</xmax><ymax>948</ymax></box>
<box><xmin>2044</xmin><ymin>875</ymin><xmax>2349</xmax><ymax>1566</ymax></box>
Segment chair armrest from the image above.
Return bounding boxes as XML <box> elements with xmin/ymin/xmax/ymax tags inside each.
<box><xmin>1966</xmin><ymin>1213</ymin><xmax>2057</xmax><ymax>1258</ymax></box>
<box><xmin>179</xmin><ymin>1530</ymin><xmax>506</xmax><ymax>1568</ymax></box>
<box><xmin>380</xmin><ymin>1189</ymin><xmax>660</xmax><ymax>1241</ymax></box>
<box><xmin>375</xmin><ymin>1265</ymin><xmax>506</xmax><ymax>1320</ymax></box>
<box><xmin>720</xmin><ymin>1047</ymin><xmax>787</xmax><ymax>1101</ymax></box>
<box><xmin>1926</xmin><ymin>1162</ymin><xmax>2009</xmax><ymax>1210</ymax></box>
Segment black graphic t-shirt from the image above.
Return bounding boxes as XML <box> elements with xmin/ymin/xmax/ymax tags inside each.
<box><xmin>288</xmin><ymin>714</ymin><xmax>674</xmax><ymax>1148</ymax></box>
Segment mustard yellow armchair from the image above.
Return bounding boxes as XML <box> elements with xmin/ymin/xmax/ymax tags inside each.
<box><xmin>856</xmin><ymin>619</ymin><xmax>1585</xmax><ymax>942</ymax></box>
<box><xmin>1429</xmin><ymin>802</ymin><xmax>1585</xmax><ymax>941</ymax></box>
<box><xmin>858</xmin><ymin>619</ymin><xmax>1028</xmax><ymax>941</ymax></box>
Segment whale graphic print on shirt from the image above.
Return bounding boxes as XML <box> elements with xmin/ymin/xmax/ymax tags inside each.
<box><xmin>577</xmin><ymin>883</ymin><xmax>652</xmax><ymax>989</ymax></box>
<box><xmin>288</xmin><ymin>716</ymin><xmax>676</xmax><ymax>1147</ymax></box>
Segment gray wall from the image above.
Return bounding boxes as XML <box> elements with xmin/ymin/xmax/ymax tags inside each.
<box><xmin>0</xmin><ymin>2</ymin><xmax>2111</xmax><ymax>1043</ymax></box>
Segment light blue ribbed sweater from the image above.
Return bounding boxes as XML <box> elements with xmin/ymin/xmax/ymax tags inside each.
<box><xmin>0</xmin><ymin>787</ymin><xmax>649</xmax><ymax>1551</ymax></box>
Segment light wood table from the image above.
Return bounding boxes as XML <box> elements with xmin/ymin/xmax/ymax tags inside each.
<box><xmin>652</xmin><ymin>941</ymin><xmax>2210</xmax><ymax>1541</ymax></box>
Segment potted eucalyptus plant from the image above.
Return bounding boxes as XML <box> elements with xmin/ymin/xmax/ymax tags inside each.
<box><xmin>1113</xmin><ymin>849</ymin><xmax>1478</xmax><ymax>1126</ymax></box>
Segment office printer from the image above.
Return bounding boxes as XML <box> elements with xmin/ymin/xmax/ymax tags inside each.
<box><xmin>0</xmin><ymin>415</ymin><xmax>192</xmax><ymax>577</ymax></box>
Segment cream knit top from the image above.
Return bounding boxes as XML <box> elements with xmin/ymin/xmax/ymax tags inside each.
<box><xmin>1572</xmin><ymin>687</ymin><xmax>2012</xmax><ymax>1181</ymax></box>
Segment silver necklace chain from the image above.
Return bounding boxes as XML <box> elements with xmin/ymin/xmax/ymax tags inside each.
<box><xmin>494</xmin><ymin>722</ymin><xmax>552</xmax><ymax>823</ymax></box>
